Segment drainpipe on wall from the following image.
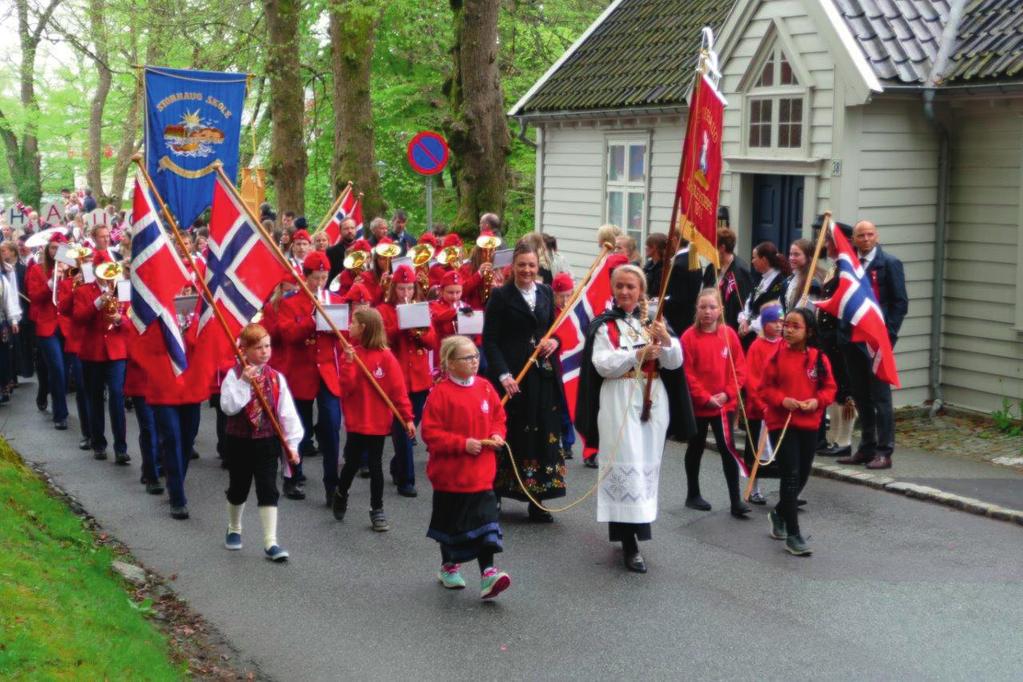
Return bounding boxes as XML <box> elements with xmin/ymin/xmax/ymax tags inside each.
<box><xmin>922</xmin><ymin>0</ymin><xmax>967</xmax><ymax>417</ymax></box>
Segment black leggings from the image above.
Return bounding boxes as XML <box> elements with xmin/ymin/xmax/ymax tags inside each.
<box><xmin>772</xmin><ymin>427</ymin><xmax>817</xmax><ymax>537</ymax></box>
<box><xmin>224</xmin><ymin>435</ymin><xmax>280</xmax><ymax>507</ymax></box>
<box><xmin>685</xmin><ymin>415</ymin><xmax>741</xmax><ymax>504</ymax></box>
<box><xmin>337</xmin><ymin>432</ymin><xmax>385</xmax><ymax>510</ymax></box>
<box><xmin>441</xmin><ymin>546</ymin><xmax>494</xmax><ymax>574</ymax></box>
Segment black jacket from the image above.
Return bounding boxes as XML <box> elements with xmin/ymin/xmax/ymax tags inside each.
<box><xmin>482</xmin><ymin>280</ymin><xmax>556</xmax><ymax>385</ymax></box>
<box><xmin>325</xmin><ymin>237</ymin><xmax>355</xmax><ymax>286</ymax></box>
<box><xmin>861</xmin><ymin>246</ymin><xmax>908</xmax><ymax>345</ymax></box>
<box><xmin>663</xmin><ymin>249</ymin><xmax>705</xmax><ymax>334</ymax></box>
<box><xmin>704</xmin><ymin>256</ymin><xmax>753</xmax><ymax>330</ymax></box>
<box><xmin>574</xmin><ymin>307</ymin><xmax>696</xmax><ymax>448</ymax></box>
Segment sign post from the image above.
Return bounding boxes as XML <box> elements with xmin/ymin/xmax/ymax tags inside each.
<box><xmin>406</xmin><ymin>131</ymin><xmax>449</xmax><ymax>231</ymax></box>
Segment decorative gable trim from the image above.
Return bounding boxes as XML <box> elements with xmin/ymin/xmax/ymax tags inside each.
<box><xmin>805</xmin><ymin>0</ymin><xmax>883</xmax><ymax>102</ymax></box>
<box><xmin>736</xmin><ymin>17</ymin><xmax>816</xmax><ymax>93</ymax></box>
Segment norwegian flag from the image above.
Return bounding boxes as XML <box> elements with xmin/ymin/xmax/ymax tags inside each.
<box><xmin>320</xmin><ymin>191</ymin><xmax>362</xmax><ymax>246</ymax></box>
<box><xmin>129</xmin><ymin>169</ymin><xmax>191</xmax><ymax>375</ymax></box>
<box><xmin>554</xmin><ymin>255</ymin><xmax>613</xmax><ymax>420</ymax></box>
<box><xmin>816</xmin><ymin>223</ymin><xmax>900</xmax><ymax>387</ymax></box>
<box><xmin>200</xmin><ymin>175</ymin><xmax>292</xmax><ymax>336</ymax></box>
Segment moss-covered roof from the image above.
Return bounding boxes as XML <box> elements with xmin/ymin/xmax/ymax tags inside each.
<box><xmin>516</xmin><ymin>0</ymin><xmax>736</xmax><ymax>115</ymax></box>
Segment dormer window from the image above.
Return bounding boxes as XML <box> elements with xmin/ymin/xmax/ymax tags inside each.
<box><xmin>740</xmin><ymin>29</ymin><xmax>811</xmax><ymax>155</ymax></box>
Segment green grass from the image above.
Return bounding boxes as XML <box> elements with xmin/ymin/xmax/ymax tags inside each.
<box><xmin>0</xmin><ymin>441</ymin><xmax>185</xmax><ymax>680</ymax></box>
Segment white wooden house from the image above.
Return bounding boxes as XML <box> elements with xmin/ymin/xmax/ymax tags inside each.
<box><xmin>510</xmin><ymin>0</ymin><xmax>1023</xmax><ymax>412</ymax></box>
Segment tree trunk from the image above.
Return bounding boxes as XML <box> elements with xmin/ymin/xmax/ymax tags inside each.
<box><xmin>444</xmin><ymin>0</ymin><xmax>511</xmax><ymax>236</ymax></box>
<box><xmin>263</xmin><ymin>0</ymin><xmax>307</xmax><ymax>216</ymax></box>
<box><xmin>86</xmin><ymin>0</ymin><xmax>112</xmax><ymax>201</ymax></box>
<box><xmin>0</xmin><ymin>0</ymin><xmax>60</xmax><ymax>208</ymax></box>
<box><xmin>328</xmin><ymin>1</ymin><xmax>384</xmax><ymax>221</ymax></box>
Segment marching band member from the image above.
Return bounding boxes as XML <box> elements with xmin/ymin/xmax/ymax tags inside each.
<box><xmin>73</xmin><ymin>252</ymin><xmax>130</xmax><ymax>464</ymax></box>
<box><xmin>279</xmin><ymin>251</ymin><xmax>344</xmax><ymax>505</ymax></box>
<box><xmin>428</xmin><ymin>270</ymin><xmax>464</xmax><ymax>367</ymax></box>
<box><xmin>332</xmin><ymin>238</ymin><xmax>373</xmax><ymax>298</ymax></box>
<box><xmin>331</xmin><ymin>308</ymin><xmax>414</xmax><ymax>532</ymax></box>
<box><xmin>574</xmin><ymin>264</ymin><xmax>686</xmax><ymax>573</ymax></box>
<box><xmin>125</xmin><ymin>321</ymin><xmax>163</xmax><ymax>495</ymax></box>
<box><xmin>422</xmin><ymin>335</ymin><xmax>510</xmax><ymax>598</ymax></box>
<box><xmin>25</xmin><ymin>233</ymin><xmax>69</xmax><ymax>430</ymax></box>
<box><xmin>288</xmin><ymin>229</ymin><xmax>312</xmax><ymax>271</ymax></box>
<box><xmin>378</xmin><ymin>264</ymin><xmax>437</xmax><ymax>497</ymax></box>
<box><xmin>428</xmin><ymin>234</ymin><xmax>464</xmax><ymax>288</ymax></box>
<box><xmin>56</xmin><ymin>251</ymin><xmax>93</xmax><ymax>452</ymax></box>
<box><xmin>220</xmin><ymin>323</ymin><xmax>303</xmax><ymax>563</ymax></box>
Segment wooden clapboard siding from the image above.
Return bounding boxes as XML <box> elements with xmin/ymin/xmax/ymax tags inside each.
<box><xmin>941</xmin><ymin>103</ymin><xmax>1023</xmax><ymax>412</ymax></box>
<box><xmin>537</xmin><ymin>117</ymin><xmax>685</xmax><ymax>273</ymax></box>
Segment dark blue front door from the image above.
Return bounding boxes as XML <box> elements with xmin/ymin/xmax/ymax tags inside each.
<box><xmin>751</xmin><ymin>174</ymin><xmax>804</xmax><ymax>253</ymax></box>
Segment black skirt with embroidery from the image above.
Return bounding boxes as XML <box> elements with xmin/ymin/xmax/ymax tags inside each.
<box><xmin>427</xmin><ymin>491</ymin><xmax>503</xmax><ymax>563</ymax></box>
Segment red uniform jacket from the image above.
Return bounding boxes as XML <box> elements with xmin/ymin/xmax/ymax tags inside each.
<box><xmin>379</xmin><ymin>303</ymin><xmax>437</xmax><ymax>393</ymax></box>
<box><xmin>681</xmin><ymin>324</ymin><xmax>747</xmax><ymax>417</ymax></box>
<box><xmin>138</xmin><ymin>298</ymin><xmax>211</xmax><ymax>406</ymax></box>
<box><xmin>56</xmin><ymin>278</ymin><xmax>81</xmax><ymax>354</ymax></box>
<box><xmin>339</xmin><ymin>346</ymin><xmax>413</xmax><ymax>435</ymax></box>
<box><xmin>758</xmin><ymin>345</ymin><xmax>837</xmax><ymax>431</ymax></box>
<box><xmin>428</xmin><ymin>299</ymin><xmax>459</xmax><ymax>367</ymax></box>
<box><xmin>422</xmin><ymin>376</ymin><xmax>507</xmax><ymax>493</ymax></box>
<box><xmin>744</xmin><ymin>335</ymin><xmax>783</xmax><ymax>420</ymax></box>
<box><xmin>123</xmin><ymin>323</ymin><xmax>147</xmax><ymax>397</ymax></box>
<box><xmin>25</xmin><ymin>262</ymin><xmax>59</xmax><ymax>337</ymax></box>
<box><xmin>279</xmin><ymin>290</ymin><xmax>344</xmax><ymax>401</ymax></box>
<box><xmin>260</xmin><ymin>295</ymin><xmax>293</xmax><ymax>378</ymax></box>
<box><xmin>72</xmin><ymin>281</ymin><xmax>129</xmax><ymax>361</ymax></box>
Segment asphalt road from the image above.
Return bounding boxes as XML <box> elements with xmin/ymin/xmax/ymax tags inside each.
<box><xmin>5</xmin><ymin>382</ymin><xmax>1023</xmax><ymax>681</ymax></box>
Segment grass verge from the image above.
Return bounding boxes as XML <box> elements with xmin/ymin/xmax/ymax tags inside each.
<box><xmin>0</xmin><ymin>439</ymin><xmax>185</xmax><ymax>680</ymax></box>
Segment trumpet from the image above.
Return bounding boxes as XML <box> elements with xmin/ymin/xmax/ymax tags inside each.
<box><xmin>95</xmin><ymin>261</ymin><xmax>124</xmax><ymax>330</ymax></box>
<box><xmin>436</xmin><ymin>245</ymin><xmax>462</xmax><ymax>267</ymax></box>
<box><xmin>475</xmin><ymin>234</ymin><xmax>502</xmax><ymax>303</ymax></box>
<box><xmin>409</xmin><ymin>243</ymin><xmax>434</xmax><ymax>290</ymax></box>
<box><xmin>374</xmin><ymin>242</ymin><xmax>401</xmax><ymax>291</ymax></box>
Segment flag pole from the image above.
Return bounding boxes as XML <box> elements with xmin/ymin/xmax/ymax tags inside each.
<box><xmin>312</xmin><ymin>182</ymin><xmax>353</xmax><ymax>236</ymax></box>
<box><xmin>213</xmin><ymin>163</ymin><xmax>410</xmax><ymax>428</ymax></box>
<box><xmin>130</xmin><ymin>154</ymin><xmax>299</xmax><ymax>466</ymax></box>
<box><xmin>743</xmin><ymin>210</ymin><xmax>832</xmax><ymax>500</ymax></box>
<box><xmin>500</xmin><ymin>243</ymin><xmax>613</xmax><ymax>407</ymax></box>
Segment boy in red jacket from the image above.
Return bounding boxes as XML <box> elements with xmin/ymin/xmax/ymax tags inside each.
<box><xmin>422</xmin><ymin>335</ymin><xmax>510</xmax><ymax>599</ymax></box>
<box><xmin>758</xmin><ymin>307</ymin><xmax>836</xmax><ymax>556</ymax></box>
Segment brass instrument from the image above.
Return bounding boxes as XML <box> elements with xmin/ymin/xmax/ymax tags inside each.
<box><xmin>436</xmin><ymin>245</ymin><xmax>462</xmax><ymax>267</ymax></box>
<box><xmin>95</xmin><ymin>260</ymin><xmax>124</xmax><ymax>330</ymax></box>
<box><xmin>409</xmin><ymin>243</ymin><xmax>434</xmax><ymax>290</ymax></box>
<box><xmin>65</xmin><ymin>245</ymin><xmax>93</xmax><ymax>280</ymax></box>
<box><xmin>373</xmin><ymin>242</ymin><xmax>402</xmax><ymax>292</ymax></box>
<box><xmin>475</xmin><ymin>234</ymin><xmax>502</xmax><ymax>303</ymax></box>
<box><xmin>343</xmin><ymin>249</ymin><xmax>370</xmax><ymax>273</ymax></box>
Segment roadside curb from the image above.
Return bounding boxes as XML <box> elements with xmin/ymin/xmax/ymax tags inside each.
<box><xmin>811</xmin><ymin>462</ymin><xmax>1023</xmax><ymax>527</ymax></box>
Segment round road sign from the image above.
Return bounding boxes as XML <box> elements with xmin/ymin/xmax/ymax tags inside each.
<box><xmin>407</xmin><ymin>131</ymin><xmax>449</xmax><ymax>176</ymax></box>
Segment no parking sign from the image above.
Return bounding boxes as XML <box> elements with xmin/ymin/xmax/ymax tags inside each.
<box><xmin>407</xmin><ymin>132</ymin><xmax>449</xmax><ymax>176</ymax></box>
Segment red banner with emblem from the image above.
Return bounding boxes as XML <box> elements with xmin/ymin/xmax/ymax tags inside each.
<box><xmin>677</xmin><ymin>73</ymin><xmax>726</xmax><ymax>269</ymax></box>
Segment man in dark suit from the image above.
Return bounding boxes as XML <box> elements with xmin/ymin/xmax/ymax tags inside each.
<box><xmin>837</xmin><ymin>220</ymin><xmax>908</xmax><ymax>470</ymax></box>
<box><xmin>662</xmin><ymin>238</ymin><xmax>706</xmax><ymax>334</ymax></box>
<box><xmin>325</xmin><ymin>217</ymin><xmax>359</xmax><ymax>285</ymax></box>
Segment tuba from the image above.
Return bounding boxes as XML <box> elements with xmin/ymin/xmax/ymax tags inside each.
<box><xmin>373</xmin><ymin>242</ymin><xmax>401</xmax><ymax>291</ymax></box>
<box><xmin>95</xmin><ymin>260</ymin><xmax>124</xmax><ymax>330</ymax></box>
<box><xmin>475</xmin><ymin>233</ymin><xmax>502</xmax><ymax>303</ymax></box>
<box><xmin>436</xmin><ymin>245</ymin><xmax>462</xmax><ymax>267</ymax></box>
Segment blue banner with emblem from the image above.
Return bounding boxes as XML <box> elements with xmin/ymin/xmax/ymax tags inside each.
<box><xmin>144</xmin><ymin>66</ymin><xmax>247</xmax><ymax>229</ymax></box>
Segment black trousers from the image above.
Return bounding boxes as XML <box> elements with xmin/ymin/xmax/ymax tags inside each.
<box><xmin>224</xmin><ymin>435</ymin><xmax>281</xmax><ymax>507</ymax></box>
<box><xmin>771</xmin><ymin>427</ymin><xmax>816</xmax><ymax>537</ymax></box>
<box><xmin>843</xmin><ymin>344</ymin><xmax>894</xmax><ymax>458</ymax></box>
<box><xmin>685</xmin><ymin>415</ymin><xmax>741</xmax><ymax>503</ymax></box>
<box><xmin>338</xmin><ymin>432</ymin><xmax>385</xmax><ymax>510</ymax></box>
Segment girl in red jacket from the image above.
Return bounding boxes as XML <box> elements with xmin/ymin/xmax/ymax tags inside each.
<box><xmin>743</xmin><ymin>301</ymin><xmax>784</xmax><ymax>505</ymax></box>
<box><xmin>378</xmin><ymin>264</ymin><xmax>437</xmax><ymax>497</ymax></box>
<box><xmin>422</xmin><ymin>335</ymin><xmax>510</xmax><ymax>599</ymax></box>
<box><xmin>681</xmin><ymin>288</ymin><xmax>749</xmax><ymax>518</ymax></box>
<box><xmin>332</xmin><ymin>308</ymin><xmax>414</xmax><ymax>532</ymax></box>
<box><xmin>759</xmin><ymin>307</ymin><xmax>836</xmax><ymax>556</ymax></box>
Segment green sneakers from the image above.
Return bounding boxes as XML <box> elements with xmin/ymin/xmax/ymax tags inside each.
<box><xmin>438</xmin><ymin>564</ymin><xmax>466</xmax><ymax>590</ymax></box>
<box><xmin>480</xmin><ymin>568</ymin><xmax>511</xmax><ymax>600</ymax></box>
<box><xmin>785</xmin><ymin>533</ymin><xmax>812</xmax><ymax>556</ymax></box>
<box><xmin>768</xmin><ymin>510</ymin><xmax>787</xmax><ymax>540</ymax></box>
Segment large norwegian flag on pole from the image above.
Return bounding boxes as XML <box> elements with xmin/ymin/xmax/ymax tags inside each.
<box><xmin>129</xmin><ymin>168</ymin><xmax>191</xmax><ymax>375</ymax></box>
<box><xmin>554</xmin><ymin>254</ymin><xmax>613</xmax><ymax>420</ymax></box>
<box><xmin>816</xmin><ymin>224</ymin><xmax>901</xmax><ymax>387</ymax></box>
<box><xmin>319</xmin><ymin>190</ymin><xmax>362</xmax><ymax>246</ymax></box>
<box><xmin>199</xmin><ymin>174</ymin><xmax>293</xmax><ymax>336</ymax></box>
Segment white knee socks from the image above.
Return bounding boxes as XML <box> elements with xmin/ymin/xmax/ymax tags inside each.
<box><xmin>228</xmin><ymin>502</ymin><xmax>244</xmax><ymax>534</ymax></box>
<box><xmin>259</xmin><ymin>506</ymin><xmax>278</xmax><ymax>549</ymax></box>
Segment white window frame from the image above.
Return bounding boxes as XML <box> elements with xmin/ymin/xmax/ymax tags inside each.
<box><xmin>603</xmin><ymin>133</ymin><xmax>652</xmax><ymax>246</ymax></box>
<box><xmin>738</xmin><ymin>19</ymin><xmax>815</xmax><ymax>159</ymax></box>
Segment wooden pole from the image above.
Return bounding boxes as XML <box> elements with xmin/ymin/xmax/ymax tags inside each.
<box><xmin>500</xmin><ymin>243</ymin><xmax>613</xmax><ymax>407</ymax></box>
<box><xmin>312</xmin><ymin>182</ymin><xmax>353</xmax><ymax>236</ymax></box>
<box><xmin>212</xmin><ymin>164</ymin><xmax>409</xmax><ymax>428</ymax></box>
<box><xmin>130</xmin><ymin>155</ymin><xmax>298</xmax><ymax>465</ymax></box>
